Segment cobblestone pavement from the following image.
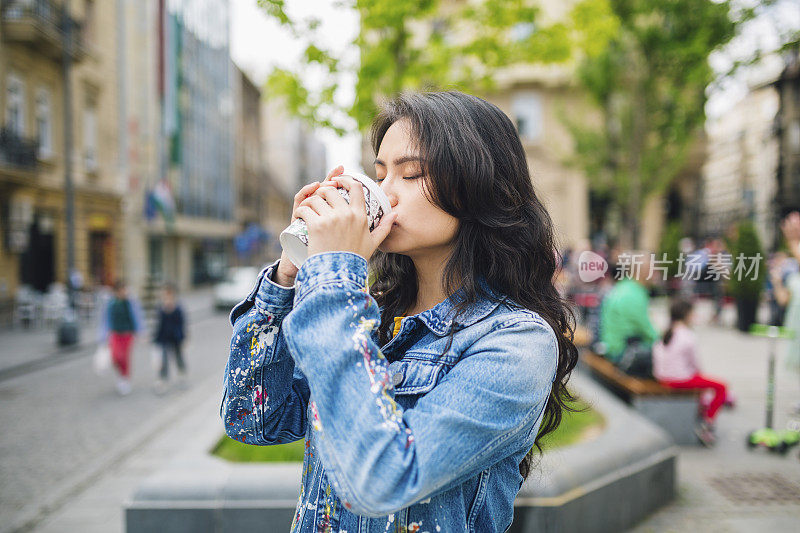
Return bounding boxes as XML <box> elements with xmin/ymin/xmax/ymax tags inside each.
<box><xmin>0</xmin><ymin>288</ymin><xmax>231</xmax><ymax>533</ymax></box>
<box><xmin>629</xmin><ymin>298</ymin><xmax>800</xmax><ymax>532</ymax></box>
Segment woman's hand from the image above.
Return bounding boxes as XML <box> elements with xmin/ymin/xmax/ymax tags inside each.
<box><xmin>274</xmin><ymin>166</ymin><xmax>346</xmax><ymax>286</ymax></box>
<box><xmin>295</xmin><ymin>174</ymin><xmax>397</xmax><ymax>262</ymax></box>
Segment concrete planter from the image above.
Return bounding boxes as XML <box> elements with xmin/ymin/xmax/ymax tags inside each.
<box><xmin>125</xmin><ymin>372</ymin><xmax>676</xmax><ymax>533</ymax></box>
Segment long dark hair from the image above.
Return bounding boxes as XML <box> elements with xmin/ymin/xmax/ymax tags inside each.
<box><xmin>663</xmin><ymin>298</ymin><xmax>693</xmax><ymax>345</ymax></box>
<box><xmin>367</xmin><ymin>91</ymin><xmax>579</xmax><ymax>481</ymax></box>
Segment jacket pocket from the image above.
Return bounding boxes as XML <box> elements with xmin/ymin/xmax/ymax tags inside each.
<box><xmin>390</xmin><ymin>356</ymin><xmax>448</xmax><ymax>397</ymax></box>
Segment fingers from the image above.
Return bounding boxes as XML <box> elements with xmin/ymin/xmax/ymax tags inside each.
<box><xmin>294</xmin><ymin>205</ymin><xmax>320</xmax><ymax>226</ymax></box>
<box><xmin>371</xmin><ymin>211</ymin><xmax>398</xmax><ymax>245</ymax></box>
<box><xmin>325</xmin><ymin>165</ymin><xmax>344</xmax><ymax>180</ymax></box>
<box><xmin>299</xmin><ymin>194</ymin><xmax>335</xmax><ymax>216</ymax></box>
<box><xmin>292</xmin><ymin>182</ymin><xmax>322</xmax><ymax>222</ymax></box>
<box><xmin>330</xmin><ymin>176</ymin><xmax>365</xmax><ymax>214</ymax></box>
<box><xmin>314</xmin><ymin>185</ymin><xmax>350</xmax><ymax>210</ymax></box>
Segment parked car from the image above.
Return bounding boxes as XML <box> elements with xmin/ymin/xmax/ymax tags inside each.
<box><xmin>213</xmin><ymin>267</ymin><xmax>259</xmax><ymax>312</ymax></box>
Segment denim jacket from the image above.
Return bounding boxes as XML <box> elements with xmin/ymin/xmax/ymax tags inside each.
<box><xmin>221</xmin><ymin>252</ymin><xmax>558</xmax><ymax>532</ymax></box>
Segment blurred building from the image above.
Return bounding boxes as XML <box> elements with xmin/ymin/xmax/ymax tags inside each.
<box><xmin>259</xmin><ymin>95</ymin><xmax>326</xmax><ymax>259</ymax></box>
<box><xmin>116</xmin><ymin>0</ymin><xmax>160</xmax><ymax>299</ymax></box>
<box><xmin>148</xmin><ymin>0</ymin><xmax>237</xmax><ymax>291</ymax></box>
<box><xmin>702</xmin><ymin>50</ymin><xmax>799</xmax><ymax>249</ymax></box>
<box><xmin>702</xmin><ymin>82</ymin><xmax>779</xmax><ymax>246</ymax></box>
<box><xmin>773</xmin><ymin>48</ymin><xmax>800</xmax><ymax>238</ymax></box>
<box><xmin>232</xmin><ymin>65</ymin><xmax>288</xmax><ymax>266</ymax></box>
<box><xmin>234</xmin><ymin>67</ymin><xmax>264</xmax><ymax>234</ymax></box>
<box><xmin>261</xmin><ymin>96</ymin><xmax>327</xmax><ymax>203</ymax></box>
<box><xmin>0</xmin><ymin>0</ymin><xmax>122</xmax><ymax>299</ymax></box>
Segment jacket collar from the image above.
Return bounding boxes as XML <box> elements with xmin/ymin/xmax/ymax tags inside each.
<box><xmin>414</xmin><ymin>277</ymin><xmax>505</xmax><ymax>336</ymax></box>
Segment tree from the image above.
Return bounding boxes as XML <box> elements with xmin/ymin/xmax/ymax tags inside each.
<box><xmin>257</xmin><ymin>0</ymin><xmax>617</xmax><ymax>133</ymax></box>
<box><xmin>568</xmin><ymin>0</ymin><xmax>799</xmax><ymax>249</ymax></box>
<box><xmin>567</xmin><ymin>0</ymin><xmax>739</xmax><ymax>249</ymax></box>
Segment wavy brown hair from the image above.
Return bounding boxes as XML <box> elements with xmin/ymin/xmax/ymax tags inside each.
<box><xmin>367</xmin><ymin>90</ymin><xmax>579</xmax><ymax>480</ymax></box>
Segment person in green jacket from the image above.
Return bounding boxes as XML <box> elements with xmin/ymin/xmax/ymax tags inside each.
<box><xmin>599</xmin><ymin>251</ymin><xmax>660</xmax><ymax>368</ymax></box>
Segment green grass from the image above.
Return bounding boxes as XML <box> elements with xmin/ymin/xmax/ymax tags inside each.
<box><xmin>212</xmin><ymin>400</ymin><xmax>603</xmax><ymax>463</ymax></box>
<box><xmin>212</xmin><ymin>436</ymin><xmax>306</xmax><ymax>463</ymax></box>
<box><xmin>539</xmin><ymin>399</ymin><xmax>605</xmax><ymax>450</ymax></box>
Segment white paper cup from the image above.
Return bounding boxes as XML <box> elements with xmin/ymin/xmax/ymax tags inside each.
<box><xmin>279</xmin><ymin>172</ymin><xmax>392</xmax><ymax>268</ymax></box>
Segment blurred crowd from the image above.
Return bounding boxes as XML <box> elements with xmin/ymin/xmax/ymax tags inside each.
<box><xmin>557</xmin><ymin>212</ymin><xmax>800</xmax><ymax>446</ymax></box>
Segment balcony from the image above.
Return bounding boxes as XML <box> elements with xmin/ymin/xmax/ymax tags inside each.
<box><xmin>0</xmin><ymin>127</ymin><xmax>39</xmax><ymax>172</ymax></box>
<box><xmin>1</xmin><ymin>0</ymin><xmax>85</xmax><ymax>61</ymax></box>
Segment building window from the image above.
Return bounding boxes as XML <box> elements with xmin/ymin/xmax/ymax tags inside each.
<box><xmin>512</xmin><ymin>92</ymin><xmax>543</xmax><ymax>142</ymax></box>
<box><xmin>84</xmin><ymin>102</ymin><xmax>98</xmax><ymax>172</ymax></box>
<box><xmin>6</xmin><ymin>74</ymin><xmax>25</xmax><ymax>135</ymax></box>
<box><xmin>35</xmin><ymin>88</ymin><xmax>52</xmax><ymax>157</ymax></box>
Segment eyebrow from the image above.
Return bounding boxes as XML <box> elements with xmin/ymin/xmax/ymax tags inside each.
<box><xmin>373</xmin><ymin>155</ymin><xmax>425</xmax><ymax>167</ymax></box>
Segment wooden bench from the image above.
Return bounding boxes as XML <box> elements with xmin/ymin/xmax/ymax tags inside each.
<box><xmin>580</xmin><ymin>349</ymin><xmax>700</xmax><ymax>445</ymax></box>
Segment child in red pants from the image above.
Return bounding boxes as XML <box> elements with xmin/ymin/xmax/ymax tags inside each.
<box><xmin>652</xmin><ymin>298</ymin><xmax>728</xmax><ymax>445</ymax></box>
<box><xmin>100</xmin><ymin>280</ymin><xmax>143</xmax><ymax>395</ymax></box>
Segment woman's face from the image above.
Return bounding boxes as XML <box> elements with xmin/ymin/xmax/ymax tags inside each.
<box><xmin>374</xmin><ymin>119</ymin><xmax>459</xmax><ymax>258</ymax></box>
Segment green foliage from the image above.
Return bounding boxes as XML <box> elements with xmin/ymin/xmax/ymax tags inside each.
<box><xmin>257</xmin><ymin>0</ymin><xmax>619</xmax><ymax>134</ymax></box>
<box><xmin>657</xmin><ymin>220</ymin><xmax>683</xmax><ymax>279</ymax></box>
<box><xmin>567</xmin><ymin>0</ymin><xmax>738</xmax><ymax>247</ymax></box>
<box><xmin>726</xmin><ymin>220</ymin><xmax>766</xmax><ymax>300</ymax></box>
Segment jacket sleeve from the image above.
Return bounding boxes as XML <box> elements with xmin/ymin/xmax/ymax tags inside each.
<box><xmin>282</xmin><ymin>251</ymin><xmax>559</xmax><ymax>516</ymax></box>
<box><xmin>221</xmin><ymin>259</ymin><xmax>310</xmax><ymax>445</ymax></box>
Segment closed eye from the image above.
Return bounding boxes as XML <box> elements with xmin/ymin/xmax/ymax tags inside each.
<box><xmin>375</xmin><ymin>175</ymin><xmax>423</xmax><ymax>184</ymax></box>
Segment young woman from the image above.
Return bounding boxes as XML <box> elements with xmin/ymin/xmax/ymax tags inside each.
<box><xmin>652</xmin><ymin>298</ymin><xmax>728</xmax><ymax>445</ymax></box>
<box><xmin>221</xmin><ymin>91</ymin><xmax>578</xmax><ymax>532</ymax></box>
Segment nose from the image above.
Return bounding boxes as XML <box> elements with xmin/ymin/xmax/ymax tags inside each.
<box><xmin>379</xmin><ymin>181</ymin><xmax>399</xmax><ymax>209</ymax></box>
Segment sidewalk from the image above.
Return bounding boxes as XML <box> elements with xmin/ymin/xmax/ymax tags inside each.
<box><xmin>30</xmin><ymin>374</ymin><xmax>224</xmax><ymax>533</ymax></box>
<box><xmin>0</xmin><ymin>286</ymin><xmax>217</xmax><ymax>379</ymax></box>
<box><xmin>630</xmin><ymin>297</ymin><xmax>800</xmax><ymax>531</ymax></box>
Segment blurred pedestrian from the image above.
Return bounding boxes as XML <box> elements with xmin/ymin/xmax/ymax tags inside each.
<box><xmin>776</xmin><ymin>213</ymin><xmax>800</xmax><ymax>415</ymax></box>
<box><xmin>653</xmin><ymin>298</ymin><xmax>729</xmax><ymax>446</ymax></box>
<box><xmin>677</xmin><ymin>237</ymin><xmax>696</xmax><ymax>298</ymax></box>
<box><xmin>706</xmin><ymin>238</ymin><xmax>730</xmax><ymax>325</ymax></box>
<box><xmin>598</xmin><ymin>251</ymin><xmax>660</xmax><ymax>376</ymax></box>
<box><xmin>99</xmin><ymin>279</ymin><xmax>144</xmax><ymax>395</ymax></box>
<box><xmin>152</xmin><ymin>282</ymin><xmax>187</xmax><ymax>394</ymax></box>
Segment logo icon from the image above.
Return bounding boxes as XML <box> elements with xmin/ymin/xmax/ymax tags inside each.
<box><xmin>578</xmin><ymin>251</ymin><xmax>608</xmax><ymax>282</ymax></box>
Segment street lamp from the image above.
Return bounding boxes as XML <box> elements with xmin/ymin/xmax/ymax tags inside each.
<box><xmin>57</xmin><ymin>0</ymin><xmax>79</xmax><ymax>346</ymax></box>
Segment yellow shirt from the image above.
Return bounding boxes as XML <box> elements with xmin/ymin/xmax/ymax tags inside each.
<box><xmin>392</xmin><ymin>316</ymin><xmax>406</xmax><ymax>338</ymax></box>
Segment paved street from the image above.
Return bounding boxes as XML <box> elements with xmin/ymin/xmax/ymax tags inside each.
<box><xmin>630</xmin><ymin>298</ymin><xmax>800</xmax><ymax>532</ymax></box>
<box><xmin>0</xmin><ymin>288</ymin><xmax>232</xmax><ymax>533</ymax></box>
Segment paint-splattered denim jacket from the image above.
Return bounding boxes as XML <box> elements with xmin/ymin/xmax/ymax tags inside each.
<box><xmin>221</xmin><ymin>251</ymin><xmax>558</xmax><ymax>533</ymax></box>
